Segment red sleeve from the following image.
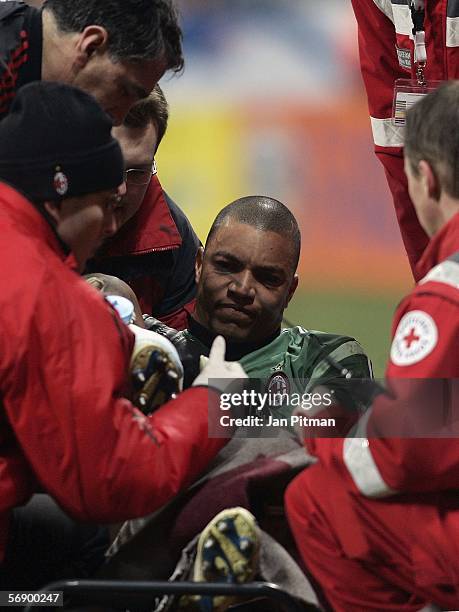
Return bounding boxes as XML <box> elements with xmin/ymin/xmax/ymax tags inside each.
<box><xmin>365</xmin><ymin>294</ymin><xmax>459</xmax><ymax>493</ymax></box>
<box><xmin>306</xmin><ymin>293</ymin><xmax>459</xmax><ymax>496</ymax></box>
<box><xmin>3</xmin><ymin>270</ymin><xmax>227</xmax><ymax>523</ymax></box>
<box><xmin>351</xmin><ymin>0</ymin><xmax>404</xmax><ymax>122</ymax></box>
<box><xmin>386</xmin><ymin>293</ymin><xmax>459</xmax><ymax>378</ymax></box>
<box><xmin>351</xmin><ymin>0</ymin><xmax>429</xmax><ymax>270</ymax></box>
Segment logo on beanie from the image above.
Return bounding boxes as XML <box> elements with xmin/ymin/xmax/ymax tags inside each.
<box><xmin>53</xmin><ymin>167</ymin><xmax>69</xmax><ymax>196</ymax></box>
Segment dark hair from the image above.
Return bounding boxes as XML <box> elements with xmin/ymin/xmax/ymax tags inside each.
<box><xmin>206</xmin><ymin>196</ymin><xmax>301</xmax><ymax>271</ymax></box>
<box><xmin>123</xmin><ymin>84</ymin><xmax>169</xmax><ymax>149</ymax></box>
<box><xmin>405</xmin><ymin>81</ymin><xmax>459</xmax><ymax>198</ymax></box>
<box><xmin>43</xmin><ymin>0</ymin><xmax>184</xmax><ymax>72</ymax></box>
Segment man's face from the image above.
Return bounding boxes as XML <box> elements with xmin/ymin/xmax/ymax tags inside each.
<box><xmin>194</xmin><ymin>221</ymin><xmax>298</xmax><ymax>344</ymax></box>
<box><xmin>73</xmin><ymin>54</ymin><xmax>166</xmax><ymax>126</ymax></box>
<box><xmin>112</xmin><ymin>121</ymin><xmax>158</xmax><ymax>228</ymax></box>
<box><xmin>49</xmin><ymin>185</ymin><xmax>125</xmax><ymax>272</ymax></box>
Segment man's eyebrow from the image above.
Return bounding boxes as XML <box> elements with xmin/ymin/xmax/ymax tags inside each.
<box><xmin>212</xmin><ymin>251</ymin><xmax>286</xmax><ymax>275</ymax></box>
<box><xmin>254</xmin><ymin>265</ymin><xmax>285</xmax><ymax>275</ymax></box>
<box><xmin>212</xmin><ymin>250</ymin><xmax>242</xmax><ymax>264</ymax></box>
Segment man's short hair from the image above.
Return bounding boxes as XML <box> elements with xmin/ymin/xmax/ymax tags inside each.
<box><xmin>123</xmin><ymin>84</ymin><xmax>169</xmax><ymax>149</ymax></box>
<box><xmin>206</xmin><ymin>196</ymin><xmax>301</xmax><ymax>271</ymax></box>
<box><xmin>43</xmin><ymin>0</ymin><xmax>184</xmax><ymax>72</ymax></box>
<box><xmin>405</xmin><ymin>81</ymin><xmax>459</xmax><ymax>198</ymax></box>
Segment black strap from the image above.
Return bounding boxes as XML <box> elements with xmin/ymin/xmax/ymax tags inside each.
<box><xmin>409</xmin><ymin>0</ymin><xmax>425</xmax><ymax>37</ymax></box>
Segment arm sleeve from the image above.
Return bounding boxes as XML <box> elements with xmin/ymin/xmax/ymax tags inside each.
<box><xmin>3</xmin><ymin>271</ymin><xmax>226</xmax><ymax>523</ymax></box>
<box><xmin>306</xmin><ymin>295</ymin><xmax>459</xmax><ymax>496</ymax></box>
<box><xmin>350</xmin><ymin>0</ymin><xmax>429</xmax><ymax>270</ymax></box>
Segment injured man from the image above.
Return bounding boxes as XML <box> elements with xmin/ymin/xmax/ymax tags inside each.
<box><xmin>88</xmin><ymin>196</ymin><xmax>375</xmax><ymax>611</ymax></box>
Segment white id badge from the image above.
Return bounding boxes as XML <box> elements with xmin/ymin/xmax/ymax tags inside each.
<box><xmin>392</xmin><ymin>79</ymin><xmax>443</xmax><ymax>127</ymax></box>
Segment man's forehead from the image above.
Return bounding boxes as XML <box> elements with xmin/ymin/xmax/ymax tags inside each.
<box><xmin>207</xmin><ymin>221</ymin><xmax>293</xmax><ymax>266</ymax></box>
<box><xmin>209</xmin><ymin>220</ymin><xmax>278</xmax><ymax>244</ymax></box>
<box><xmin>113</xmin><ymin>122</ymin><xmax>157</xmax><ymax>161</ymax></box>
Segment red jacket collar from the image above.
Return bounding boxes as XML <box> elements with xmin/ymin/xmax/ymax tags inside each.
<box><xmin>0</xmin><ymin>181</ymin><xmax>77</xmax><ymax>268</ymax></box>
<box><xmin>100</xmin><ymin>175</ymin><xmax>182</xmax><ymax>258</ymax></box>
<box><xmin>415</xmin><ymin>212</ymin><xmax>459</xmax><ymax>279</ymax></box>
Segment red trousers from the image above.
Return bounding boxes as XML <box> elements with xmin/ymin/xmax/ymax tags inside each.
<box><xmin>285</xmin><ymin>464</ymin><xmax>459</xmax><ymax>611</ymax></box>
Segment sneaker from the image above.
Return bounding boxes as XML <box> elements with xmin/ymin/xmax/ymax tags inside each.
<box><xmin>179</xmin><ymin>507</ymin><xmax>260</xmax><ymax>611</ymax></box>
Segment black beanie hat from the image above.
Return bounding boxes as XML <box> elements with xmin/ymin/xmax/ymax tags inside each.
<box><xmin>0</xmin><ymin>81</ymin><xmax>124</xmax><ymax>201</ymax></box>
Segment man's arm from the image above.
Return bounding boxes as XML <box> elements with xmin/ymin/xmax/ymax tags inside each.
<box><xmin>351</xmin><ymin>0</ymin><xmax>429</xmax><ymax>270</ymax></box>
<box><xmin>305</xmin><ymin>295</ymin><xmax>459</xmax><ymax>497</ymax></box>
<box><xmin>2</xmin><ymin>270</ymin><xmax>228</xmax><ymax>524</ymax></box>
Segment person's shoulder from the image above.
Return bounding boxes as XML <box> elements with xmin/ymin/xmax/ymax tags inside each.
<box><xmin>0</xmin><ymin>1</ymin><xmax>27</xmax><ymax>17</ymax></box>
<box><xmin>283</xmin><ymin>325</ymin><xmax>360</xmax><ymax>349</ymax></box>
<box><xmin>0</xmin><ymin>1</ymin><xmax>29</xmax><ymax>30</ymax></box>
<box><xmin>163</xmin><ymin>191</ymin><xmax>199</xmax><ymax>241</ymax></box>
<box><xmin>415</xmin><ymin>252</ymin><xmax>459</xmax><ymax>303</ymax></box>
<box><xmin>288</xmin><ymin>326</ymin><xmax>369</xmax><ymax>369</ymax></box>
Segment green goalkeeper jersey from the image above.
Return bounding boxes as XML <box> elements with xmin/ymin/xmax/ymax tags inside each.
<box><xmin>145</xmin><ymin>316</ymin><xmax>373</xmax><ymax>421</ymax></box>
<box><xmin>176</xmin><ymin>323</ymin><xmax>373</xmax><ymax>420</ymax></box>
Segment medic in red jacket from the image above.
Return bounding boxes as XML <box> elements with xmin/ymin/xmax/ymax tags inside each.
<box><xmin>0</xmin><ymin>182</ymin><xmax>232</xmax><ymax>564</ymax></box>
<box><xmin>351</xmin><ymin>0</ymin><xmax>459</xmax><ymax>277</ymax></box>
<box><xmin>286</xmin><ymin>82</ymin><xmax>459</xmax><ymax>611</ymax></box>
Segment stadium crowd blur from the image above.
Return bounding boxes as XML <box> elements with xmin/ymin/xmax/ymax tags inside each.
<box><xmin>0</xmin><ymin>1</ymin><xmax>458</xmax><ymax>611</ymax></box>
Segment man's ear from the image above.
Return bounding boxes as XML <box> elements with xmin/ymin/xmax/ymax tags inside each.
<box><xmin>419</xmin><ymin>160</ymin><xmax>441</xmax><ymax>201</ymax></box>
<box><xmin>73</xmin><ymin>26</ymin><xmax>108</xmax><ymax>69</ymax></box>
<box><xmin>286</xmin><ymin>274</ymin><xmax>299</xmax><ymax>307</ymax></box>
<box><xmin>43</xmin><ymin>200</ymin><xmax>62</xmax><ymax>224</ymax></box>
<box><xmin>195</xmin><ymin>246</ymin><xmax>204</xmax><ymax>284</ymax></box>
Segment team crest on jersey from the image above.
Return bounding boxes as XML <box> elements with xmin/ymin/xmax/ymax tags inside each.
<box><xmin>390</xmin><ymin>310</ymin><xmax>438</xmax><ymax>366</ymax></box>
<box><xmin>267</xmin><ymin>372</ymin><xmax>290</xmax><ymax>406</ymax></box>
<box><xmin>53</xmin><ymin>169</ymin><xmax>68</xmax><ymax>196</ymax></box>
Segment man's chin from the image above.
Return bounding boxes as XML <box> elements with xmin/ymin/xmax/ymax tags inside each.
<box><xmin>211</xmin><ymin>318</ymin><xmax>254</xmax><ymax>344</ymax></box>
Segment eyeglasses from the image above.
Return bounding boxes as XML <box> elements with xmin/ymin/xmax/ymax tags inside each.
<box><xmin>124</xmin><ymin>160</ymin><xmax>157</xmax><ymax>186</ymax></box>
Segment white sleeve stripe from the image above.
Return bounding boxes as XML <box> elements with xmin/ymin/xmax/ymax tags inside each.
<box><xmin>447</xmin><ymin>17</ymin><xmax>459</xmax><ymax>47</ymax></box>
<box><xmin>392</xmin><ymin>3</ymin><xmax>413</xmax><ymax>36</ymax></box>
<box><xmin>371</xmin><ymin>0</ymin><xmax>395</xmax><ymax>23</ymax></box>
<box><xmin>419</xmin><ymin>260</ymin><xmax>459</xmax><ymax>289</ymax></box>
<box><xmin>370</xmin><ymin>117</ymin><xmax>405</xmax><ymax>148</ymax></box>
<box><xmin>343</xmin><ymin>411</ymin><xmax>397</xmax><ymax>498</ymax></box>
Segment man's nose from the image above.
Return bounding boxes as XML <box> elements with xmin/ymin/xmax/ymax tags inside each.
<box><xmin>228</xmin><ymin>271</ymin><xmax>255</xmax><ymax>301</ymax></box>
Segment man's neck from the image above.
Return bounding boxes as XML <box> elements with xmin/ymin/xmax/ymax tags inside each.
<box><xmin>188</xmin><ymin>316</ymin><xmax>281</xmax><ymax>361</ymax></box>
<box><xmin>438</xmin><ymin>194</ymin><xmax>459</xmax><ymax>233</ymax></box>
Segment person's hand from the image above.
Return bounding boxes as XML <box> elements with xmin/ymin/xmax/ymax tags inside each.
<box><xmin>192</xmin><ymin>336</ymin><xmax>247</xmax><ymax>392</ymax></box>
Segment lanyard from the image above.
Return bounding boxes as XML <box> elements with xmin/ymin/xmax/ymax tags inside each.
<box><xmin>409</xmin><ymin>0</ymin><xmax>426</xmax><ymax>85</ymax></box>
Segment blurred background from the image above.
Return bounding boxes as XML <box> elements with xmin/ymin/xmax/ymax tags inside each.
<box><xmin>158</xmin><ymin>0</ymin><xmax>412</xmax><ymax>375</ymax></box>
<box><xmin>28</xmin><ymin>0</ymin><xmax>413</xmax><ymax>374</ymax></box>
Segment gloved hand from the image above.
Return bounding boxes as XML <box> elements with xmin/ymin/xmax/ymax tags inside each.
<box><xmin>129</xmin><ymin>324</ymin><xmax>184</xmax><ymax>414</ymax></box>
<box><xmin>192</xmin><ymin>336</ymin><xmax>247</xmax><ymax>392</ymax></box>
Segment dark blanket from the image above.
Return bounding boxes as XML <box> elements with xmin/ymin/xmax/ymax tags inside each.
<box><xmin>100</xmin><ymin>435</ymin><xmax>319</xmax><ymax>607</ymax></box>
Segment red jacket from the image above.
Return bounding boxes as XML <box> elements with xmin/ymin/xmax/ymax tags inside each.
<box><xmin>88</xmin><ymin>175</ymin><xmax>199</xmax><ymax>330</ymax></box>
<box><xmin>351</xmin><ymin>0</ymin><xmax>459</xmax><ymax>274</ymax></box>
<box><xmin>0</xmin><ymin>182</ymin><xmax>226</xmax><ymax>561</ymax></box>
<box><xmin>307</xmin><ymin>212</ymin><xmax>459</xmax><ymax>496</ymax></box>
<box><xmin>0</xmin><ymin>2</ymin><xmax>42</xmax><ymax>120</ymax></box>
